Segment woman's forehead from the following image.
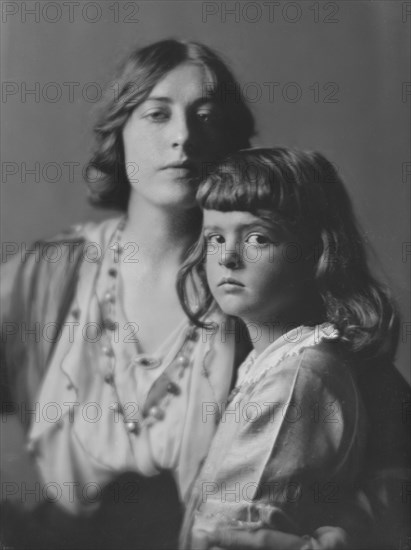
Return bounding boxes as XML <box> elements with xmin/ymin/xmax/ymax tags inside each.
<box><xmin>147</xmin><ymin>62</ymin><xmax>217</xmax><ymax>103</ymax></box>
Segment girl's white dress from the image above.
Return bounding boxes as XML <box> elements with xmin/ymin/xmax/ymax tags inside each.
<box><xmin>180</xmin><ymin>325</ymin><xmax>369</xmax><ymax>548</ymax></box>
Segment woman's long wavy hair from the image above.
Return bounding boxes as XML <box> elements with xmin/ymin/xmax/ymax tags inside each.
<box><xmin>85</xmin><ymin>39</ymin><xmax>255</xmax><ymax>210</ymax></box>
<box><xmin>177</xmin><ymin>148</ymin><xmax>399</xmax><ymax>362</ymax></box>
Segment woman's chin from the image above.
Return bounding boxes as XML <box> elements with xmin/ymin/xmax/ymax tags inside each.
<box><xmin>214</xmin><ymin>298</ymin><xmax>248</xmax><ymax>320</ymax></box>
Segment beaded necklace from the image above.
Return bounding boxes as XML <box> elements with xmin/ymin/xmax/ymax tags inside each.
<box><xmin>98</xmin><ymin>217</ymin><xmax>200</xmax><ymax>435</ymax></box>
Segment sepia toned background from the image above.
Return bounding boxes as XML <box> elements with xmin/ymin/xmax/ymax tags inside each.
<box><xmin>1</xmin><ymin>0</ymin><xmax>410</xmax><ymax>383</ymax></box>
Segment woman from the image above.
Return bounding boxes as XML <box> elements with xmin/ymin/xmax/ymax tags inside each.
<box><xmin>1</xmin><ymin>40</ymin><xmax>409</xmax><ymax>550</ymax></box>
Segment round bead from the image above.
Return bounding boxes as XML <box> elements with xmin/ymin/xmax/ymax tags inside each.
<box><xmin>166</xmin><ymin>382</ymin><xmax>180</xmax><ymax>396</ymax></box>
<box><xmin>176</xmin><ymin>355</ymin><xmax>189</xmax><ymax>368</ymax></box>
<box><xmin>108</xmin><ymin>268</ymin><xmax>117</xmax><ymax>277</ymax></box>
<box><xmin>186</xmin><ymin>327</ymin><xmax>199</xmax><ymax>341</ymax></box>
<box><xmin>103</xmin><ymin>318</ymin><xmax>117</xmax><ymax>331</ymax></box>
<box><xmin>71</xmin><ymin>308</ymin><xmax>80</xmax><ymax>319</ymax></box>
<box><xmin>148</xmin><ymin>406</ymin><xmax>165</xmax><ymax>421</ymax></box>
<box><xmin>104</xmin><ymin>373</ymin><xmax>114</xmax><ymax>384</ymax></box>
<box><xmin>104</xmin><ymin>291</ymin><xmax>115</xmax><ymax>303</ymax></box>
<box><xmin>66</xmin><ymin>382</ymin><xmax>74</xmax><ymax>390</ymax></box>
<box><xmin>101</xmin><ymin>346</ymin><xmax>113</xmax><ymax>356</ymax></box>
<box><xmin>125</xmin><ymin>421</ymin><xmax>139</xmax><ymax>434</ymax></box>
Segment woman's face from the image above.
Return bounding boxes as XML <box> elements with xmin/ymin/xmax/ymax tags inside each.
<box><xmin>122</xmin><ymin>62</ymin><xmax>227</xmax><ymax>211</ymax></box>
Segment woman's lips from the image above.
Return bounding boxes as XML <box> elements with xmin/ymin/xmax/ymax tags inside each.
<box><xmin>161</xmin><ymin>161</ymin><xmax>197</xmax><ymax>171</ymax></box>
<box><xmin>218</xmin><ymin>277</ymin><xmax>244</xmax><ymax>287</ymax></box>
<box><xmin>160</xmin><ymin>161</ymin><xmax>199</xmax><ymax>180</ymax></box>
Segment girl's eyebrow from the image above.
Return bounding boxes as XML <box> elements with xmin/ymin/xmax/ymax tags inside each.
<box><xmin>203</xmin><ymin>222</ymin><xmax>276</xmax><ymax>233</ymax></box>
<box><xmin>241</xmin><ymin>221</ymin><xmax>276</xmax><ymax>231</ymax></box>
<box><xmin>203</xmin><ymin>225</ymin><xmax>221</xmax><ymax>232</ymax></box>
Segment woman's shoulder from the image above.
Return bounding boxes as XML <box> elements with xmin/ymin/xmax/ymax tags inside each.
<box><xmin>40</xmin><ymin>215</ymin><xmax>123</xmax><ymax>246</ymax></box>
<box><xmin>1</xmin><ymin>216</ymin><xmax>123</xmax><ymax>318</ymax></box>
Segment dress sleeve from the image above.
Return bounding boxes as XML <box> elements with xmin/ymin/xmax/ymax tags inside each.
<box><xmin>1</xmin><ymin>228</ymin><xmax>86</xmax><ymax>411</ymax></box>
<box><xmin>189</xmin><ymin>345</ymin><xmax>370</xmax><ymax>546</ymax></box>
<box><xmin>0</xmin><ymin>252</ymin><xmax>37</xmax><ymax>404</ymax></box>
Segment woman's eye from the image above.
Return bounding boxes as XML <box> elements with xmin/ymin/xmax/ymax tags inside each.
<box><xmin>197</xmin><ymin>109</ymin><xmax>220</xmax><ymax>124</ymax></box>
<box><xmin>205</xmin><ymin>234</ymin><xmax>225</xmax><ymax>245</ymax></box>
<box><xmin>197</xmin><ymin>110</ymin><xmax>212</xmax><ymax>122</ymax></box>
<box><xmin>145</xmin><ymin>110</ymin><xmax>168</xmax><ymax>122</ymax></box>
<box><xmin>245</xmin><ymin>234</ymin><xmax>270</xmax><ymax>246</ymax></box>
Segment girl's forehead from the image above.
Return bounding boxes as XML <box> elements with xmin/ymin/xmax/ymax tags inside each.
<box><xmin>203</xmin><ymin>209</ymin><xmax>269</xmax><ymax>229</ymax></box>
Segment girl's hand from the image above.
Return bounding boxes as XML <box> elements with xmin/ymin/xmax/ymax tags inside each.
<box><xmin>206</xmin><ymin>529</ymin><xmax>308</xmax><ymax>550</ymax></box>
<box><xmin>206</xmin><ymin>526</ymin><xmax>349</xmax><ymax>550</ymax></box>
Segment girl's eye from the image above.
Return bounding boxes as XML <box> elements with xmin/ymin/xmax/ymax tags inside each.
<box><xmin>205</xmin><ymin>234</ymin><xmax>225</xmax><ymax>245</ymax></box>
<box><xmin>245</xmin><ymin>234</ymin><xmax>270</xmax><ymax>246</ymax></box>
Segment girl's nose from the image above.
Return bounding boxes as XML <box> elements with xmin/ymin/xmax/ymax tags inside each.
<box><xmin>218</xmin><ymin>248</ymin><xmax>241</xmax><ymax>269</ymax></box>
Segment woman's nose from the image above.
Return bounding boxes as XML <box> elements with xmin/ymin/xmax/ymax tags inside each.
<box><xmin>171</xmin><ymin>113</ymin><xmax>192</xmax><ymax>152</ymax></box>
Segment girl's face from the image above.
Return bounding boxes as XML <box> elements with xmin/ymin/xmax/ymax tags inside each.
<box><xmin>122</xmin><ymin>62</ymin><xmax>226</xmax><ymax>211</ymax></box>
<box><xmin>203</xmin><ymin>210</ymin><xmax>308</xmax><ymax>324</ymax></box>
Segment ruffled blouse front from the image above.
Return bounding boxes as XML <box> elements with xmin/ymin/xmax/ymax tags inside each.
<box><xmin>27</xmin><ymin>217</ymin><xmax>236</xmax><ymax>513</ymax></box>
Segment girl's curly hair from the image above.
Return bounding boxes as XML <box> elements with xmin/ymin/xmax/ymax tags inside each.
<box><xmin>177</xmin><ymin>148</ymin><xmax>399</xmax><ymax>362</ymax></box>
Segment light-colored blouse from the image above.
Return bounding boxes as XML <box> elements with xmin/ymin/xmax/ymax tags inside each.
<box><xmin>9</xmin><ymin>217</ymin><xmax>237</xmax><ymax>513</ymax></box>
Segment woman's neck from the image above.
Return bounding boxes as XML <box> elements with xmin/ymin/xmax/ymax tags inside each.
<box><xmin>123</xmin><ymin>193</ymin><xmax>201</xmax><ymax>268</ymax></box>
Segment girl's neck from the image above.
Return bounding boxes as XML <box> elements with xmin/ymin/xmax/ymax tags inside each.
<box><xmin>246</xmin><ymin>311</ymin><xmax>311</xmax><ymax>356</ymax></box>
<box><xmin>251</xmin><ymin>322</ymin><xmax>287</xmax><ymax>356</ymax></box>
<box><xmin>123</xmin><ymin>193</ymin><xmax>201</xmax><ymax>267</ymax></box>
<box><xmin>247</xmin><ymin>296</ymin><xmax>324</xmax><ymax>356</ymax></box>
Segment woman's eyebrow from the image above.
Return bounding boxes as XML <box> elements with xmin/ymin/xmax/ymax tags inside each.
<box><xmin>144</xmin><ymin>96</ymin><xmax>172</xmax><ymax>103</ymax></box>
<box><xmin>144</xmin><ymin>96</ymin><xmax>219</xmax><ymax>107</ymax></box>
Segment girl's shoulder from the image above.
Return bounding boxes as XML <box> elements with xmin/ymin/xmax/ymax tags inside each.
<box><xmin>260</xmin><ymin>323</ymin><xmax>345</xmax><ymax>369</ymax></box>
<box><xmin>242</xmin><ymin>325</ymin><xmax>355</xmax><ymax>396</ymax></box>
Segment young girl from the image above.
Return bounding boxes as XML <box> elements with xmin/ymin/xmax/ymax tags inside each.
<box><xmin>178</xmin><ymin>147</ymin><xmax>399</xmax><ymax>549</ymax></box>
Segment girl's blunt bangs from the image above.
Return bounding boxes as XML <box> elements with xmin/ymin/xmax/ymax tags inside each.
<box><xmin>196</xmin><ymin>149</ymin><xmax>319</xmax><ymax>241</ymax></box>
